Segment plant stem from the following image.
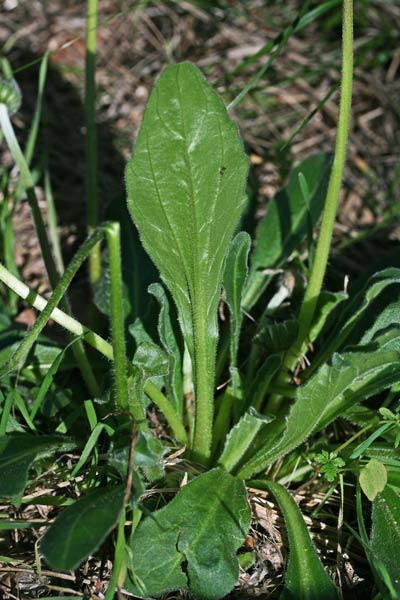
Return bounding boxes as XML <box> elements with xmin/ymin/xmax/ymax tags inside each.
<box><xmin>0</xmin><ymin>261</ymin><xmax>113</xmax><ymax>358</ymax></box>
<box><xmin>0</xmin><ymin>104</ymin><xmax>59</xmax><ymax>284</ymax></box>
<box><xmin>0</xmin><ymin>103</ymin><xmax>100</xmax><ymax>398</ymax></box>
<box><xmin>105</xmin><ymin>223</ymin><xmax>129</xmax><ymax>410</ymax></box>
<box><xmin>0</xmin><ymin>229</ymin><xmax>104</xmax><ymax>378</ymax></box>
<box><xmin>145</xmin><ymin>380</ymin><xmax>187</xmax><ymax>446</ymax></box>
<box><xmin>283</xmin><ymin>0</ymin><xmax>353</xmax><ymax>375</ymax></box>
<box><xmin>104</xmin><ymin>507</ymin><xmax>126</xmax><ymax>600</ymax></box>
<box><xmin>85</xmin><ymin>0</ymin><xmax>101</xmax><ymax>286</ymax></box>
<box><xmin>15</xmin><ymin>51</ymin><xmax>50</xmax><ymax>201</ymax></box>
<box><xmin>191</xmin><ymin>308</ymin><xmax>216</xmax><ymax>464</ymax></box>
<box><xmin>0</xmin><ymin>263</ymin><xmax>186</xmax><ymax>445</ymax></box>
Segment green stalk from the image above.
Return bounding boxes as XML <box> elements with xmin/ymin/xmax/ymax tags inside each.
<box><xmin>44</xmin><ymin>162</ymin><xmax>65</xmax><ymax>276</ymax></box>
<box><xmin>283</xmin><ymin>0</ymin><xmax>353</xmax><ymax>375</ymax></box>
<box><xmin>85</xmin><ymin>0</ymin><xmax>101</xmax><ymax>285</ymax></box>
<box><xmin>0</xmin><ymin>261</ymin><xmax>112</xmax><ymax>360</ymax></box>
<box><xmin>191</xmin><ymin>306</ymin><xmax>216</xmax><ymax>464</ymax></box>
<box><xmin>0</xmin><ymin>102</ymin><xmax>100</xmax><ymax>398</ymax></box>
<box><xmin>104</xmin><ymin>507</ymin><xmax>126</xmax><ymax>600</ymax></box>
<box><xmin>0</xmin><ymin>263</ymin><xmax>187</xmax><ymax>445</ymax></box>
<box><xmin>0</xmin><ymin>103</ymin><xmax>59</xmax><ymax>284</ymax></box>
<box><xmin>146</xmin><ymin>380</ymin><xmax>187</xmax><ymax>446</ymax></box>
<box><xmin>21</xmin><ymin>52</ymin><xmax>49</xmax><ymax>168</ymax></box>
<box><xmin>0</xmin><ymin>229</ymin><xmax>104</xmax><ymax>378</ymax></box>
<box><xmin>105</xmin><ymin>223</ymin><xmax>129</xmax><ymax>410</ymax></box>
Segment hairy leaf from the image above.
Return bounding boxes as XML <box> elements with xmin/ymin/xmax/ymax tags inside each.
<box><xmin>243</xmin><ymin>153</ymin><xmax>331</xmax><ymax>310</ymax></box>
<box><xmin>218</xmin><ymin>408</ymin><xmax>274</xmax><ymax>472</ymax></box>
<box><xmin>311</xmin><ymin>268</ymin><xmax>400</xmax><ymax>373</ymax></box>
<box><xmin>251</xmin><ymin>480</ymin><xmax>338</xmax><ymax>600</ymax></box>
<box><xmin>126</xmin><ymin>62</ymin><xmax>248</xmax><ymax>460</ymax></box>
<box><xmin>309</xmin><ymin>290</ymin><xmax>348</xmax><ymax>344</ymax></box>
<box><xmin>0</xmin><ymin>434</ymin><xmax>76</xmax><ymax>498</ymax></box>
<box><xmin>223</xmin><ymin>232</ymin><xmax>251</xmax><ymax>371</ymax></box>
<box><xmin>149</xmin><ymin>283</ymin><xmax>183</xmax><ymax>414</ymax></box>
<box><xmin>125</xmin><ymin>468</ymin><xmax>251</xmax><ymax>599</ymax></box>
<box><xmin>238</xmin><ymin>349</ymin><xmax>400</xmax><ymax>479</ymax></box>
<box><xmin>370</xmin><ymin>486</ymin><xmax>400</xmax><ymax>595</ymax></box>
<box><xmin>109</xmin><ymin>427</ymin><xmax>166</xmax><ymax>483</ymax></box>
<box><xmin>128</xmin><ymin>341</ymin><xmax>169</xmax><ymax>424</ymax></box>
<box><xmin>41</xmin><ymin>485</ymin><xmax>125</xmax><ymax>571</ymax></box>
<box><xmin>246</xmin><ymin>353</ymin><xmax>282</xmax><ymax>412</ymax></box>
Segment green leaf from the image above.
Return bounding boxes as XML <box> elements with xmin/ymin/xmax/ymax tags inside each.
<box><xmin>149</xmin><ymin>283</ymin><xmax>184</xmax><ymax>414</ymax></box>
<box><xmin>238</xmin><ymin>349</ymin><xmax>400</xmax><ymax>479</ymax></box>
<box><xmin>311</xmin><ymin>268</ymin><xmax>400</xmax><ymax>373</ymax></box>
<box><xmin>246</xmin><ymin>353</ymin><xmax>282</xmax><ymax>412</ymax></box>
<box><xmin>105</xmin><ymin>199</ymin><xmax>159</xmax><ymax>325</ymax></box>
<box><xmin>250</xmin><ymin>480</ymin><xmax>338</xmax><ymax>600</ymax></box>
<box><xmin>109</xmin><ymin>428</ymin><xmax>166</xmax><ymax>483</ymax></box>
<box><xmin>126</xmin><ymin>61</ymin><xmax>249</xmax><ymax>461</ymax></box>
<box><xmin>218</xmin><ymin>408</ymin><xmax>274</xmax><ymax>473</ymax></box>
<box><xmin>0</xmin><ymin>434</ymin><xmax>76</xmax><ymax>498</ymax></box>
<box><xmin>370</xmin><ymin>486</ymin><xmax>400</xmax><ymax>596</ymax></box>
<box><xmin>128</xmin><ymin>341</ymin><xmax>169</xmax><ymax>424</ymax></box>
<box><xmin>125</xmin><ymin>467</ymin><xmax>251</xmax><ymax>599</ymax></box>
<box><xmin>243</xmin><ymin>153</ymin><xmax>331</xmax><ymax>310</ymax></box>
<box><xmin>360</xmin><ymin>458</ymin><xmax>387</xmax><ymax>501</ymax></box>
<box><xmin>308</xmin><ymin>290</ymin><xmax>348</xmax><ymax>345</ymax></box>
<box><xmin>93</xmin><ymin>249</ymin><xmax>131</xmax><ymax>319</ymax></box>
<box><xmin>41</xmin><ymin>485</ymin><xmax>125</xmax><ymax>571</ymax></box>
<box><xmin>223</xmin><ymin>232</ymin><xmax>251</xmax><ymax>371</ymax></box>
<box><xmin>30</xmin><ymin>336</ymin><xmax>83</xmax><ymax>420</ymax></box>
<box><xmin>255</xmin><ymin>319</ymin><xmax>298</xmax><ymax>353</ymax></box>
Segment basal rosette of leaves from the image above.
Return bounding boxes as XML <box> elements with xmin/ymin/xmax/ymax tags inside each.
<box><xmin>2</xmin><ymin>2</ymin><xmax>400</xmax><ymax>596</ymax></box>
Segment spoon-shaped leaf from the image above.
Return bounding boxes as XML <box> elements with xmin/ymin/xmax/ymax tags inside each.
<box><xmin>125</xmin><ymin>467</ymin><xmax>251</xmax><ymax>599</ymax></box>
<box><xmin>126</xmin><ymin>62</ymin><xmax>248</xmax><ymax>462</ymax></box>
<box><xmin>250</xmin><ymin>480</ymin><xmax>338</xmax><ymax>600</ymax></box>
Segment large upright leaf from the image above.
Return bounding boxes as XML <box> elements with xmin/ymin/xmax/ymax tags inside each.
<box><xmin>125</xmin><ymin>468</ymin><xmax>251</xmax><ymax>599</ymax></box>
<box><xmin>238</xmin><ymin>348</ymin><xmax>400</xmax><ymax>479</ymax></box>
<box><xmin>126</xmin><ymin>62</ymin><xmax>248</xmax><ymax>460</ymax></box>
<box><xmin>243</xmin><ymin>153</ymin><xmax>331</xmax><ymax>310</ymax></box>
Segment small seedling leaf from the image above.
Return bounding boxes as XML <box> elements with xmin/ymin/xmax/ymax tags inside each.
<box><xmin>149</xmin><ymin>283</ymin><xmax>184</xmax><ymax>414</ymax></box>
<box><xmin>219</xmin><ymin>408</ymin><xmax>274</xmax><ymax>473</ymax></box>
<box><xmin>359</xmin><ymin>458</ymin><xmax>387</xmax><ymax>501</ymax></box>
